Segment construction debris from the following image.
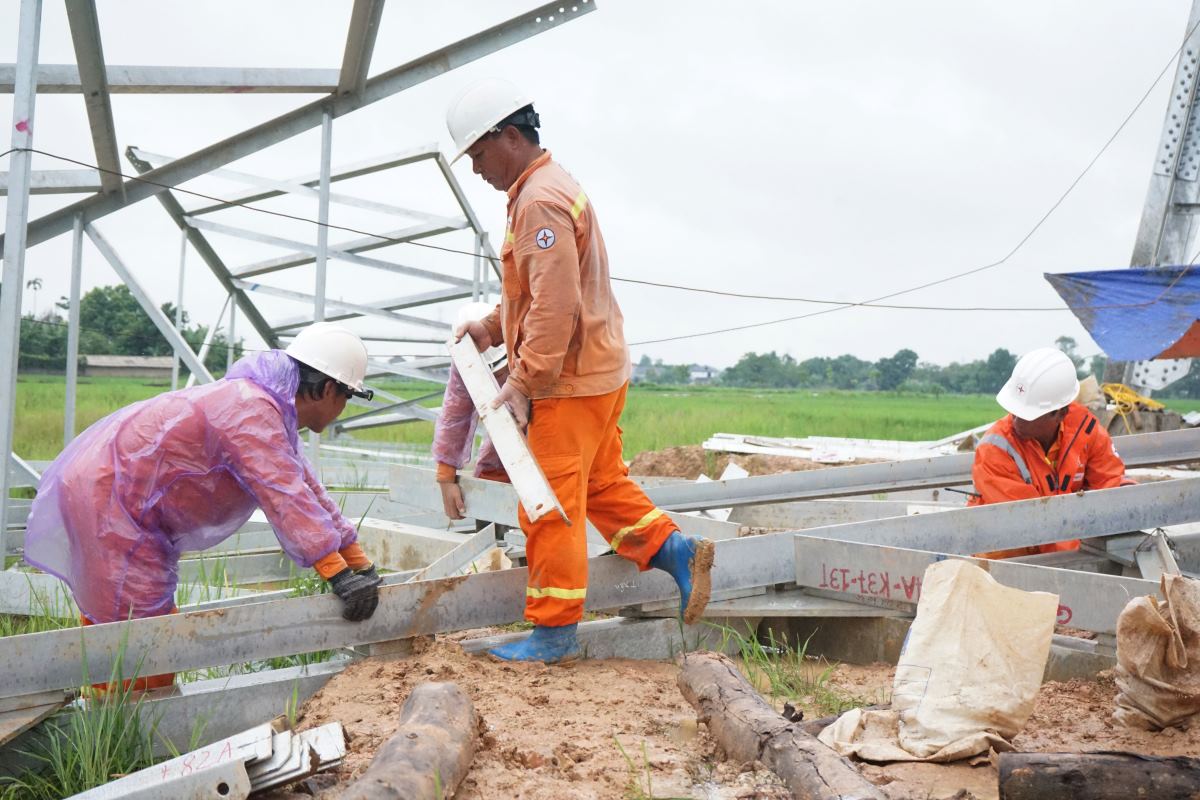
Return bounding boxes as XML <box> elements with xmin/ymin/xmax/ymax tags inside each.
<box><xmin>702</xmin><ymin>423</ymin><xmax>991</xmax><ymax>463</ymax></box>
<box><xmin>66</xmin><ymin>717</ymin><xmax>344</xmax><ymax>799</ymax></box>
<box><xmin>677</xmin><ymin>651</ymin><xmax>887</xmax><ymax>800</ymax></box>
<box><xmin>340</xmin><ymin>682</ymin><xmax>478</xmax><ymax>800</ymax></box>
<box><xmin>997</xmin><ymin>751</ymin><xmax>1200</xmax><ymax>800</ymax></box>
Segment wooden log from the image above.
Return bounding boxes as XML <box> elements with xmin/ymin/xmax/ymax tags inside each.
<box><xmin>998</xmin><ymin>751</ymin><xmax>1200</xmax><ymax>800</ymax></box>
<box><xmin>678</xmin><ymin>651</ymin><xmax>886</xmax><ymax>800</ymax></box>
<box><xmin>339</xmin><ymin>682</ymin><xmax>479</xmax><ymax>800</ymax></box>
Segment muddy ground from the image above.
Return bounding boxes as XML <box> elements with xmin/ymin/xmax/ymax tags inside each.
<box><xmin>280</xmin><ymin>642</ymin><xmax>1200</xmax><ymax>800</ymax></box>
<box><xmin>269</xmin><ymin>446</ymin><xmax>1195</xmax><ymax>799</ymax></box>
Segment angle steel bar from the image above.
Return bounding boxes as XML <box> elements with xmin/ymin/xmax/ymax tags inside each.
<box><xmin>64</xmin><ymin>0</ymin><xmax>121</xmax><ymax>194</ymax></box>
<box><xmin>0</xmin><ymin>168</ymin><xmax>101</xmax><ymax>194</ymax></box>
<box><xmin>793</xmin><ymin>536</ymin><xmax>1158</xmax><ymax>635</ymax></box>
<box><xmin>184</xmin><ymin>293</ymin><xmax>231</xmax><ymax>388</ymax></box>
<box><xmin>363</xmin><ymin>357</ymin><xmax>450</xmax><ymax>383</ymax></box>
<box><xmin>272</xmin><ymin>284</ymin><xmax>498</xmax><ymax>333</ymax></box>
<box><xmin>176</xmin><ymin>551</ymin><xmax>295</xmax><ymax>586</ymax></box>
<box><xmin>64</xmin><ymin>215</ymin><xmax>84</xmax><ymax>444</ymax></box>
<box><xmin>125</xmin><ymin>149</ymin><xmax>277</xmax><ymax>347</ymax></box>
<box><xmin>130</xmin><ymin>147</ymin><xmax>457</xmax><ymax>223</ymax></box>
<box><xmin>0</xmin><ymin>64</ymin><xmax>340</xmax><ymax>93</ymax></box>
<box><xmin>649</xmin><ymin>427</ymin><xmax>1200</xmax><ymax>511</ymax></box>
<box><xmin>67</xmin><ymin>723</ymin><xmax>273</xmax><ymax>799</ymax></box>
<box><xmin>434</xmin><ymin>153</ymin><xmax>502</xmax><ymax>281</ymax></box>
<box><xmin>802</xmin><ymin>478</ymin><xmax>1200</xmax><ymax>556</ymax></box>
<box><xmin>314</xmin><ymin>109</ymin><xmax>332</xmax><ymax>324</ymax></box>
<box><xmin>8</xmin><ymin>453</ymin><xmax>41</xmax><ymax>488</ymax></box>
<box><xmin>232</xmin><ymin>220</ymin><xmax>463</xmax><ymax>279</ymax></box>
<box><xmin>0</xmin><ymin>528</ymin><xmax>799</xmax><ymax>696</ymax></box>
<box><xmin>388</xmin><ymin>464</ymin><xmax>742</xmax><ymax>542</ymax></box>
<box><xmin>194</xmin><ymin>217</ymin><xmax>473</xmax><ymax>287</ymax></box>
<box><xmin>0</xmin><ymin>0</ymin><xmax>42</xmax><ymax>553</ymax></box>
<box><xmin>406</xmin><ymin>524</ymin><xmax>497</xmax><ymax>583</ymax></box>
<box><xmin>337</xmin><ymin>0</ymin><xmax>386</xmax><ymax>97</ymax></box>
<box><xmin>69</xmin><ymin>760</ymin><xmax>252</xmax><ymax>799</ymax></box>
<box><xmin>233</xmin><ymin>279</ymin><xmax>450</xmax><ymax>332</ymax></box>
<box><xmin>729</xmin><ymin>499</ymin><xmax>962</xmax><ymax>530</ymax></box>
<box><xmin>7</xmin><ymin>1</ymin><xmax>597</xmax><ymax>250</ymax></box>
<box><xmin>184</xmin><ymin>145</ymin><xmax>442</xmax><ymax>217</ymax></box>
<box><xmin>85</xmin><ymin>224</ymin><xmax>214</xmax><ymax>382</ymax></box>
<box><xmin>448</xmin><ymin>336</ymin><xmax>568</xmax><ymax>524</ymax></box>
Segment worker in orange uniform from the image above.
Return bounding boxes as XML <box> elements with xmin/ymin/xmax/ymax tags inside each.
<box><xmin>435</xmin><ymin>302</ymin><xmax>511</xmax><ymax>519</ymax></box>
<box><xmin>25</xmin><ymin>323</ymin><xmax>383</xmax><ymax>691</ymax></box>
<box><xmin>446</xmin><ymin>78</ymin><xmax>715</xmax><ymax>663</ymax></box>
<box><xmin>970</xmin><ymin>347</ymin><xmax>1134</xmax><ymax>558</ymax></box>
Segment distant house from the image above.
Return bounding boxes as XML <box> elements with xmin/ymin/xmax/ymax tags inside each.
<box><xmin>630</xmin><ymin>362</ymin><xmax>655</xmax><ymax>384</ymax></box>
<box><xmin>82</xmin><ymin>355</ymin><xmax>175</xmax><ymax>379</ymax></box>
<box><xmin>689</xmin><ymin>364</ymin><xmax>722</xmax><ymax>384</ymax></box>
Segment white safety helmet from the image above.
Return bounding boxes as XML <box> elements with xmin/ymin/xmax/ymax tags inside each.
<box><xmin>446</xmin><ymin>78</ymin><xmax>536</xmax><ymax>164</ymax></box>
<box><xmin>996</xmin><ymin>347</ymin><xmax>1079</xmax><ymax>421</ymax></box>
<box><xmin>455</xmin><ymin>301</ymin><xmax>507</xmax><ymax>370</ymax></box>
<box><xmin>285</xmin><ymin>322</ymin><xmax>372</xmax><ymax>398</ymax></box>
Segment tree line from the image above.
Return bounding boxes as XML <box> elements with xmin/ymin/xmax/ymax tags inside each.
<box><xmin>18</xmin><ymin>284</ymin><xmax>240</xmax><ymax>374</ymax></box>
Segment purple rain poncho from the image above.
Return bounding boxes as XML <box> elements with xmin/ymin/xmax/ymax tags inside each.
<box><xmin>23</xmin><ymin>350</ymin><xmax>358</xmax><ymax>623</ymax></box>
<box><xmin>431</xmin><ymin>364</ymin><xmax>505</xmax><ymax>477</ymax></box>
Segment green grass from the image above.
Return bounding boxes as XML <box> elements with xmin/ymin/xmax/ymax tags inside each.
<box><xmin>0</xmin><ymin>635</ymin><xmax>194</xmax><ymax>800</ymax></box>
<box><xmin>18</xmin><ymin>374</ymin><xmax>1156</xmax><ymax>462</ymax></box>
<box><xmin>715</xmin><ymin>624</ymin><xmax>878</xmax><ymax>718</ymax></box>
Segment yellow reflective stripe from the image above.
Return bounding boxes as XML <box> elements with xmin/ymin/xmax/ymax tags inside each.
<box><xmin>610</xmin><ymin>508</ymin><xmax>665</xmax><ymax>551</ymax></box>
<box><xmin>570</xmin><ymin>190</ymin><xmax>589</xmax><ymax>220</ymax></box>
<box><xmin>526</xmin><ymin>586</ymin><xmax>587</xmax><ymax>600</ymax></box>
<box><xmin>505</xmin><ymin>229</ymin><xmax>515</xmax><ymax>243</ymax></box>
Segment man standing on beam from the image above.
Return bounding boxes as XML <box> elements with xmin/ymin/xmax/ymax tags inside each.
<box><xmin>24</xmin><ymin>322</ymin><xmax>383</xmax><ymax>691</ymax></box>
<box><xmin>447</xmin><ymin>78</ymin><xmax>714</xmax><ymax>664</ymax></box>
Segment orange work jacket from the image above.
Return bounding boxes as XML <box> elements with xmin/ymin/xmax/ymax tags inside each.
<box><xmin>481</xmin><ymin>151</ymin><xmax>630</xmax><ymax>400</ymax></box>
<box><xmin>969</xmin><ymin>403</ymin><xmax>1131</xmax><ymax>557</ymax></box>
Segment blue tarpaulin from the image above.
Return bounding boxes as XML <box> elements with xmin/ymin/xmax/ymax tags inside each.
<box><xmin>1045</xmin><ymin>266</ymin><xmax>1200</xmax><ymax>361</ymax></box>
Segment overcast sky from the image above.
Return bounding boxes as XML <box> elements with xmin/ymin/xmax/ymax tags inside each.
<box><xmin>1</xmin><ymin>0</ymin><xmax>1195</xmax><ymax>369</ymax></box>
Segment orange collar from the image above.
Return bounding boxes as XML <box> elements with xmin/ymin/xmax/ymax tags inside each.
<box><xmin>507</xmin><ymin>150</ymin><xmax>552</xmax><ymax>201</ymax></box>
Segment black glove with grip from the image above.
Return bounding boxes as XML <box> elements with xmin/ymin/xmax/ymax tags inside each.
<box><xmin>329</xmin><ymin>565</ymin><xmax>381</xmax><ymax>621</ymax></box>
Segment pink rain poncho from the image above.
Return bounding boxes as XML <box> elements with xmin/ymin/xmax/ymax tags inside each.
<box><xmin>432</xmin><ymin>364</ymin><xmax>505</xmax><ymax>477</ymax></box>
<box><xmin>24</xmin><ymin>350</ymin><xmax>359</xmax><ymax>623</ymax></box>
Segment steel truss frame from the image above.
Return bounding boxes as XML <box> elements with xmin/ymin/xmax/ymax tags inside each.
<box><xmin>0</xmin><ymin>0</ymin><xmax>599</xmax><ymax>551</ymax></box>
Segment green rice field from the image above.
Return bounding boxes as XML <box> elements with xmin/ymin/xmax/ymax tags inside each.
<box><xmin>15</xmin><ymin>374</ymin><xmax>1200</xmax><ymax>462</ymax></box>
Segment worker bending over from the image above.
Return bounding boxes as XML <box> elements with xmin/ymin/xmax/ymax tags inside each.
<box><xmin>970</xmin><ymin>347</ymin><xmax>1133</xmax><ymax>557</ymax></box>
<box><xmin>25</xmin><ymin>323</ymin><xmax>383</xmax><ymax>689</ymax></box>
<box><xmin>436</xmin><ymin>302</ymin><xmax>511</xmax><ymax>520</ymax></box>
<box><xmin>447</xmin><ymin>78</ymin><xmax>715</xmax><ymax>663</ymax></box>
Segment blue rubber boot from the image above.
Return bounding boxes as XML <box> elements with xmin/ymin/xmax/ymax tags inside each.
<box><xmin>649</xmin><ymin>532</ymin><xmax>715</xmax><ymax>624</ymax></box>
<box><xmin>488</xmin><ymin>623</ymin><xmax>582</xmax><ymax>664</ymax></box>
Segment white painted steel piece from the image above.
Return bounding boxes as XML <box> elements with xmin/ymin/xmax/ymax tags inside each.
<box><xmin>447</xmin><ymin>336</ymin><xmax>568</xmax><ymax>524</ymax></box>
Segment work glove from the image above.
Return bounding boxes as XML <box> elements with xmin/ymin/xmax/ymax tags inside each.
<box><xmin>328</xmin><ymin>565</ymin><xmax>382</xmax><ymax>622</ymax></box>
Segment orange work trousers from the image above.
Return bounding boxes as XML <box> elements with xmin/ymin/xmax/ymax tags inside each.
<box><xmin>80</xmin><ymin>609</ymin><xmax>176</xmax><ymax>693</ymax></box>
<box><xmin>520</xmin><ymin>383</ymin><xmax>677</xmax><ymax>627</ymax></box>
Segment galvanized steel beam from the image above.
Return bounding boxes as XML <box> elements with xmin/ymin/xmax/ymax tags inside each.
<box><xmin>194</xmin><ymin>217</ymin><xmax>472</xmax><ymax>286</ymax></box>
<box><xmin>802</xmin><ymin>478</ymin><xmax>1200</xmax><ymax>556</ymax></box>
<box><xmin>793</xmin><ymin>537</ymin><xmax>1157</xmax><ymax>635</ymax></box>
<box><xmin>64</xmin><ymin>0</ymin><xmax>121</xmax><ymax>194</ymax></box>
<box><xmin>0</xmin><ymin>168</ymin><xmax>101</xmax><ymax>194</ymax></box>
<box><xmin>0</xmin><ymin>64</ymin><xmax>341</xmax><ymax>93</ymax></box>
<box><xmin>125</xmin><ymin>149</ymin><xmax>278</xmax><ymax>347</ymax></box>
<box><xmin>0</xmin><ymin>0</ymin><xmax>42</xmax><ymax>553</ymax></box>
<box><xmin>337</xmin><ymin>0</ymin><xmax>386</xmax><ymax>97</ymax></box>
<box><xmin>85</xmin><ymin>224</ymin><xmax>214</xmax><ymax>382</ymax></box>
